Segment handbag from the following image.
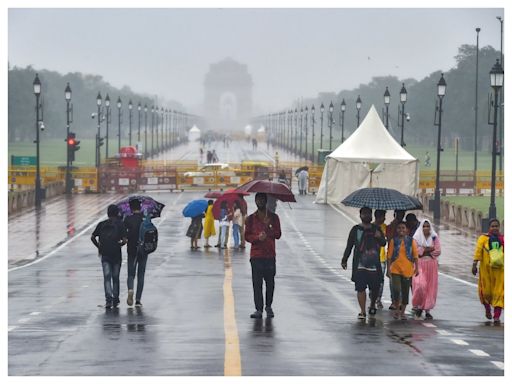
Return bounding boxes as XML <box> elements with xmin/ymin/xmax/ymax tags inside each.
<box><xmin>489</xmin><ymin>246</ymin><xmax>504</xmax><ymax>269</ymax></box>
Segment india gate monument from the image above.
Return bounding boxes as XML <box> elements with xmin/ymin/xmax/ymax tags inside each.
<box><xmin>203</xmin><ymin>57</ymin><xmax>253</xmax><ymax>132</ymax></box>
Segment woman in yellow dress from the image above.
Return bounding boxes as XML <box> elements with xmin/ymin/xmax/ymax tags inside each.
<box><xmin>472</xmin><ymin>218</ymin><xmax>504</xmax><ymax>323</ymax></box>
<box><xmin>203</xmin><ymin>200</ymin><xmax>216</xmax><ymax>248</ymax></box>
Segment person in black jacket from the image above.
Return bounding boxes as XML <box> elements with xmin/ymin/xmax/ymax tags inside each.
<box><xmin>91</xmin><ymin>204</ymin><xmax>127</xmax><ymax>309</ymax></box>
<box><xmin>123</xmin><ymin>199</ymin><xmax>145</xmax><ymax>307</ymax></box>
<box><xmin>341</xmin><ymin>207</ymin><xmax>386</xmax><ymax>320</ymax></box>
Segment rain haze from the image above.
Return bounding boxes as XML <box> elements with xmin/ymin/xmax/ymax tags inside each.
<box><xmin>8</xmin><ymin>6</ymin><xmax>504</xmax><ymax>114</ymax></box>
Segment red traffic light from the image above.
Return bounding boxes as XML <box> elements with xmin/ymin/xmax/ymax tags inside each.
<box><xmin>67</xmin><ymin>138</ymin><xmax>75</xmax><ymax>146</ymax></box>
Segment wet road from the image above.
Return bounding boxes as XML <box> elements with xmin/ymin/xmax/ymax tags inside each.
<box><xmin>8</xmin><ymin>187</ymin><xmax>504</xmax><ymax>375</ymax></box>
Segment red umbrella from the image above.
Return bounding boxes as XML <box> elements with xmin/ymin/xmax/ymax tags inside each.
<box><xmin>212</xmin><ymin>193</ymin><xmax>248</xmax><ymax>219</ymax></box>
<box><xmin>204</xmin><ymin>191</ymin><xmax>223</xmax><ymax>198</ymax></box>
<box><xmin>235</xmin><ymin>179</ymin><xmax>296</xmax><ymax>202</ymax></box>
<box><xmin>223</xmin><ymin>189</ymin><xmax>251</xmax><ymax>196</ymax></box>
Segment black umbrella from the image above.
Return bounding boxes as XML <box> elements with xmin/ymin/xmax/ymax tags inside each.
<box><xmin>341</xmin><ymin>187</ymin><xmax>423</xmax><ymax>210</ymax></box>
<box><xmin>295</xmin><ymin>166</ymin><xmax>309</xmax><ymax>176</ymax></box>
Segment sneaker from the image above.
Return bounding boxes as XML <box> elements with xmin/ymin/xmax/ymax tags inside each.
<box><xmin>105</xmin><ymin>302</ymin><xmax>112</xmax><ymax>309</ymax></box>
<box><xmin>135</xmin><ymin>301</ymin><xmax>143</xmax><ymax>307</ymax></box>
<box><xmin>250</xmin><ymin>310</ymin><xmax>263</xmax><ymax>319</ymax></box>
<box><xmin>357</xmin><ymin>313</ymin><xmax>366</xmax><ymax>320</ymax></box>
<box><xmin>127</xmin><ymin>289</ymin><xmax>134</xmax><ymax>306</ymax></box>
<box><xmin>113</xmin><ymin>299</ymin><xmax>120</xmax><ymax>308</ymax></box>
<box><xmin>415</xmin><ymin>309</ymin><xmax>423</xmax><ymax>318</ymax></box>
<box><xmin>265</xmin><ymin>307</ymin><xmax>275</xmax><ymax>318</ymax></box>
<box><xmin>425</xmin><ymin>312</ymin><xmax>433</xmax><ymax>320</ymax></box>
<box><xmin>377</xmin><ymin>301</ymin><xmax>384</xmax><ymax>309</ymax></box>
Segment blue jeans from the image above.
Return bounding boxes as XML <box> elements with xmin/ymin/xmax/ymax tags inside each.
<box><xmin>127</xmin><ymin>250</ymin><xmax>148</xmax><ymax>301</ymax></box>
<box><xmin>232</xmin><ymin>224</ymin><xmax>240</xmax><ymax>247</ymax></box>
<box><xmin>102</xmin><ymin>261</ymin><xmax>121</xmax><ymax>304</ymax></box>
<box><xmin>220</xmin><ymin>225</ymin><xmax>228</xmax><ymax>247</ymax></box>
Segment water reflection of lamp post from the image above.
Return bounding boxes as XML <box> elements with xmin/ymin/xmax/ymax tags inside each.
<box><xmin>488</xmin><ymin>59</ymin><xmax>504</xmax><ymax>220</ymax></box>
<box><xmin>433</xmin><ymin>73</ymin><xmax>447</xmax><ymax>224</ymax></box>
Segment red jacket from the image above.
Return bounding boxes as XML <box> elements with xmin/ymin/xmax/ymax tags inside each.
<box><xmin>244</xmin><ymin>210</ymin><xmax>281</xmax><ymax>259</ymax></box>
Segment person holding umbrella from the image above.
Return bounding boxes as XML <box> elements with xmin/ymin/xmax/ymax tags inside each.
<box><xmin>203</xmin><ymin>200</ymin><xmax>216</xmax><ymax>248</ymax></box>
<box><xmin>341</xmin><ymin>207</ymin><xmax>386</xmax><ymax>320</ymax></box>
<box><xmin>245</xmin><ymin>192</ymin><xmax>282</xmax><ymax>319</ymax></box>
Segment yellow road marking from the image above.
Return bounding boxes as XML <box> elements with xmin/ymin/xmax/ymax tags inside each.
<box><xmin>223</xmin><ymin>250</ymin><xmax>242</xmax><ymax>376</ymax></box>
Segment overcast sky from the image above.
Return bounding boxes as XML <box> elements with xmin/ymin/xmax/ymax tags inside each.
<box><xmin>8</xmin><ymin>7</ymin><xmax>504</xmax><ymax>113</ymax></box>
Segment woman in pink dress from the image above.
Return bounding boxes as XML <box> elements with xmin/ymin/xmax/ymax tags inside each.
<box><xmin>412</xmin><ymin>219</ymin><xmax>441</xmax><ymax>319</ymax></box>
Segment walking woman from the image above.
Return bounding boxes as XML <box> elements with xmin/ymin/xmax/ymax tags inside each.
<box><xmin>411</xmin><ymin>219</ymin><xmax>441</xmax><ymax>319</ymax></box>
<box><xmin>203</xmin><ymin>200</ymin><xmax>216</xmax><ymax>248</ymax></box>
<box><xmin>472</xmin><ymin>218</ymin><xmax>504</xmax><ymax>324</ymax></box>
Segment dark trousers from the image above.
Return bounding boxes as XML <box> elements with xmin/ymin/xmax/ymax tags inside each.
<box><xmin>102</xmin><ymin>261</ymin><xmax>121</xmax><ymax>304</ymax></box>
<box><xmin>391</xmin><ymin>274</ymin><xmax>411</xmax><ymax>306</ymax></box>
<box><xmin>127</xmin><ymin>249</ymin><xmax>148</xmax><ymax>301</ymax></box>
<box><xmin>250</xmin><ymin>258</ymin><xmax>276</xmax><ymax>311</ymax></box>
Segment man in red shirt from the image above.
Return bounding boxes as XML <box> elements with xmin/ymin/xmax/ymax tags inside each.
<box><xmin>244</xmin><ymin>192</ymin><xmax>282</xmax><ymax>319</ymax></box>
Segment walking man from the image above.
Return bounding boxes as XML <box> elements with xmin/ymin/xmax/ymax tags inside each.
<box><xmin>341</xmin><ymin>207</ymin><xmax>386</xmax><ymax>320</ymax></box>
<box><xmin>91</xmin><ymin>204</ymin><xmax>127</xmax><ymax>309</ymax></box>
<box><xmin>123</xmin><ymin>199</ymin><xmax>145</xmax><ymax>307</ymax></box>
<box><xmin>245</xmin><ymin>193</ymin><xmax>282</xmax><ymax>319</ymax></box>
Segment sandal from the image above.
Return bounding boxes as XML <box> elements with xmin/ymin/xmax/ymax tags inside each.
<box><xmin>401</xmin><ymin>313</ymin><xmax>408</xmax><ymax>321</ymax></box>
<box><xmin>368</xmin><ymin>307</ymin><xmax>377</xmax><ymax>316</ymax></box>
<box><xmin>393</xmin><ymin>311</ymin><xmax>400</xmax><ymax>320</ymax></box>
<box><xmin>357</xmin><ymin>313</ymin><xmax>366</xmax><ymax>320</ymax></box>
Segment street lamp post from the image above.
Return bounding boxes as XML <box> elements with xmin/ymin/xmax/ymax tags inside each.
<box><xmin>288</xmin><ymin>110</ymin><xmax>292</xmax><ymax>151</ymax></box>
<box><xmin>356</xmin><ymin>96</ymin><xmax>362</xmax><ymax>127</ymax></box>
<box><xmin>497</xmin><ymin>17</ymin><xmax>503</xmax><ymax>173</ymax></box>
<box><xmin>304</xmin><ymin>106</ymin><xmax>308</xmax><ymax>160</ymax></box>
<box><xmin>128</xmin><ymin>99</ymin><xmax>133</xmax><ymax>146</ymax></box>
<box><xmin>474</xmin><ymin>28</ymin><xmax>481</xmax><ymax>184</ymax></box>
<box><xmin>299</xmin><ymin>108</ymin><xmax>303</xmax><ymax>158</ymax></box>
<box><xmin>340</xmin><ymin>99</ymin><xmax>346</xmax><ymax>143</ymax></box>
<box><xmin>433</xmin><ymin>74</ymin><xmax>447</xmax><ymax>224</ymax></box>
<box><xmin>384</xmin><ymin>87</ymin><xmax>390</xmax><ymax>130</ymax></box>
<box><xmin>105</xmin><ymin>94</ymin><xmax>110</xmax><ymax>159</ymax></box>
<box><xmin>320</xmin><ymin>103</ymin><xmax>324</xmax><ymax>149</ymax></box>
<box><xmin>328</xmin><ymin>101</ymin><xmax>334</xmax><ymax>150</ymax></box>
<box><xmin>117</xmin><ymin>97</ymin><xmax>122</xmax><ymax>153</ymax></box>
<box><xmin>311</xmin><ymin>105</ymin><xmax>316</xmax><ymax>162</ymax></box>
<box><xmin>400</xmin><ymin>83</ymin><xmax>407</xmax><ymax>147</ymax></box>
<box><xmin>488</xmin><ymin>59</ymin><xmax>504</xmax><ymax>220</ymax></box>
<box><xmin>294</xmin><ymin>108</ymin><xmax>298</xmax><ymax>155</ymax></box>
<box><xmin>137</xmin><ymin>102</ymin><xmax>142</xmax><ymax>144</ymax></box>
<box><xmin>33</xmin><ymin>74</ymin><xmax>42</xmax><ymax>208</ymax></box>
<box><xmin>144</xmin><ymin>104</ymin><xmax>148</xmax><ymax>158</ymax></box>
<box><xmin>151</xmin><ymin>106</ymin><xmax>155</xmax><ymax>157</ymax></box>
<box><xmin>96</xmin><ymin>92</ymin><xmax>102</xmax><ymax>168</ymax></box>
<box><xmin>65</xmin><ymin>82</ymin><xmax>72</xmax><ymax>195</ymax></box>
<box><xmin>160</xmin><ymin>107</ymin><xmax>164</xmax><ymax>152</ymax></box>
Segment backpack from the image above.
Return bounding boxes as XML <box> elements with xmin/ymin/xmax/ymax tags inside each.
<box><xmin>356</xmin><ymin>225</ymin><xmax>380</xmax><ymax>269</ymax></box>
<box><xmin>137</xmin><ymin>215</ymin><xmax>158</xmax><ymax>255</ymax></box>
<box><xmin>99</xmin><ymin>220</ymin><xmax>120</xmax><ymax>253</ymax></box>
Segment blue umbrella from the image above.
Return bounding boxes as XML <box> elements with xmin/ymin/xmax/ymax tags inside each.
<box><xmin>341</xmin><ymin>187</ymin><xmax>423</xmax><ymax>210</ymax></box>
<box><xmin>182</xmin><ymin>199</ymin><xmax>208</xmax><ymax>218</ymax></box>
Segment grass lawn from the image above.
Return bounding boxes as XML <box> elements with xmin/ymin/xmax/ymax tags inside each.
<box><xmin>442</xmin><ymin>196</ymin><xmax>504</xmax><ymax>219</ymax></box>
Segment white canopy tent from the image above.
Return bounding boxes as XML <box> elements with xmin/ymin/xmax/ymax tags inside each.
<box><xmin>315</xmin><ymin>105</ymin><xmax>419</xmax><ymax>204</ymax></box>
<box><xmin>188</xmin><ymin>125</ymin><xmax>201</xmax><ymax>142</ymax></box>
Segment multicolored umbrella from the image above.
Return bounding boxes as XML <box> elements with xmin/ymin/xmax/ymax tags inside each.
<box><xmin>117</xmin><ymin>195</ymin><xmax>165</xmax><ymax>218</ymax></box>
<box><xmin>341</xmin><ymin>187</ymin><xmax>423</xmax><ymax>210</ymax></box>
<box><xmin>235</xmin><ymin>179</ymin><xmax>296</xmax><ymax>202</ymax></box>
<box><xmin>182</xmin><ymin>199</ymin><xmax>208</xmax><ymax>218</ymax></box>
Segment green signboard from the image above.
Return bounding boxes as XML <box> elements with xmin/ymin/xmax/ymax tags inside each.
<box><xmin>11</xmin><ymin>156</ymin><xmax>37</xmax><ymax>166</ymax></box>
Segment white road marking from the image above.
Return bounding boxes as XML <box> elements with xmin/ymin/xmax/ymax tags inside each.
<box><xmin>469</xmin><ymin>349</ymin><xmax>490</xmax><ymax>357</ymax></box>
<box><xmin>422</xmin><ymin>323</ymin><xmax>437</xmax><ymax>328</ymax></box>
<box><xmin>29</xmin><ymin>312</ymin><xmax>41</xmax><ymax>316</ymax></box>
<box><xmin>436</xmin><ymin>329</ymin><xmax>452</xmax><ymax>336</ymax></box>
<box><xmin>18</xmin><ymin>318</ymin><xmax>30</xmax><ymax>323</ymax></box>
<box><xmin>8</xmin><ymin>326</ymin><xmax>18</xmax><ymax>332</ymax></box>
<box><xmin>491</xmin><ymin>361</ymin><xmax>504</xmax><ymax>369</ymax></box>
<box><xmin>451</xmin><ymin>339</ymin><xmax>469</xmax><ymax>346</ymax></box>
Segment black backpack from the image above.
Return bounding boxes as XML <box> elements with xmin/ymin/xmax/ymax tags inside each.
<box><xmin>137</xmin><ymin>215</ymin><xmax>158</xmax><ymax>255</ymax></box>
<box><xmin>99</xmin><ymin>220</ymin><xmax>120</xmax><ymax>253</ymax></box>
<box><xmin>356</xmin><ymin>225</ymin><xmax>380</xmax><ymax>269</ymax></box>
